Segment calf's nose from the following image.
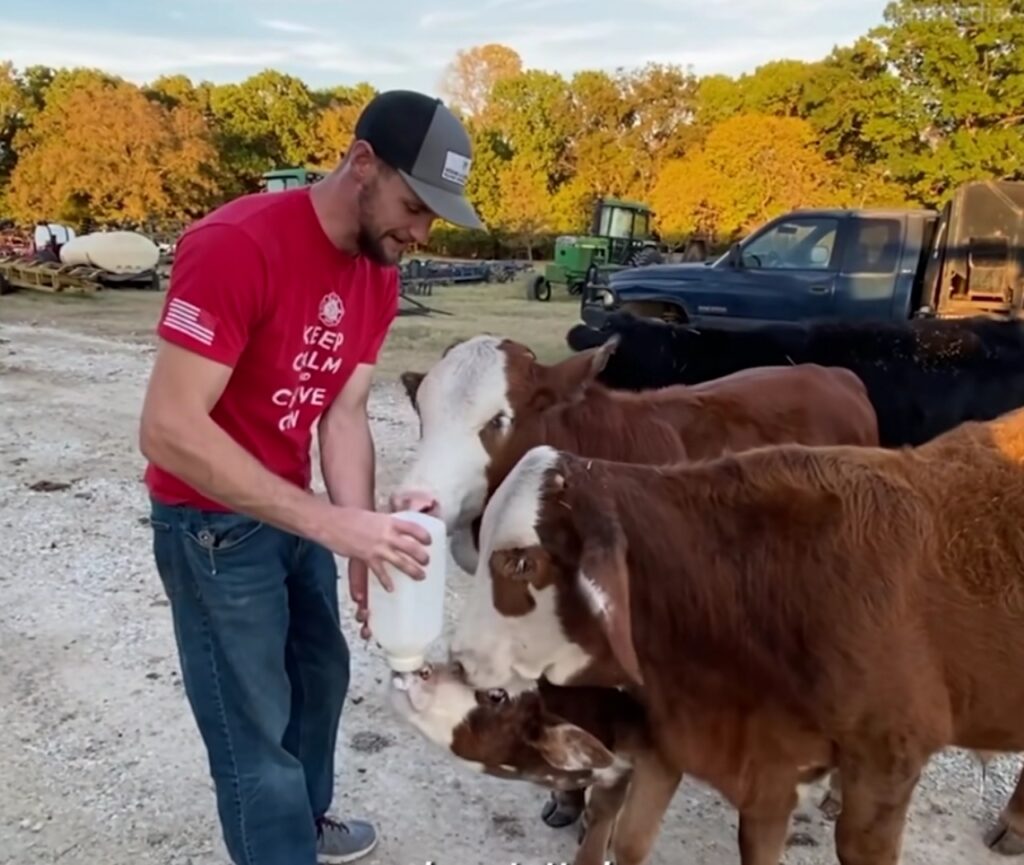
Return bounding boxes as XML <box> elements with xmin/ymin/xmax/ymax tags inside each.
<box><xmin>388</xmin><ymin>489</ymin><xmax>440</xmax><ymax>517</ymax></box>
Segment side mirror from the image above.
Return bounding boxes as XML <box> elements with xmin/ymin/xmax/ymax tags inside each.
<box><xmin>727</xmin><ymin>242</ymin><xmax>744</xmax><ymax>268</ymax></box>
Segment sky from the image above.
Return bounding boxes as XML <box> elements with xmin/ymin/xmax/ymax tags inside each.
<box><xmin>1</xmin><ymin>0</ymin><xmax>891</xmax><ymax>96</ymax></box>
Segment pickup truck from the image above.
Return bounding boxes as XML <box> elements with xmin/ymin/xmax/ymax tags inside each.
<box><xmin>579</xmin><ymin>180</ymin><xmax>1024</xmax><ymax>330</ymax></box>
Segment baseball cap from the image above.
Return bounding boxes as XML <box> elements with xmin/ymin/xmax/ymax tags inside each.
<box><xmin>354</xmin><ymin>89</ymin><xmax>484</xmax><ymax>230</ymax></box>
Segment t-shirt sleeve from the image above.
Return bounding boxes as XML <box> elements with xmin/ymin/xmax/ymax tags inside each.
<box><xmin>359</xmin><ymin>266</ymin><xmax>400</xmax><ymax>366</ymax></box>
<box><xmin>156</xmin><ymin>223</ymin><xmax>267</xmax><ymax>367</ymax></box>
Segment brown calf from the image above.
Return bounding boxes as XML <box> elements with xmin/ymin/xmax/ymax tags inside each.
<box><xmin>483</xmin><ymin>340</ymin><xmax>880</xmax><ymax>505</ymax></box>
<box><xmin>393</xmin><ymin>334</ymin><xmax>878</xmax><ymax>829</ymax></box>
<box><xmin>387</xmin><ymin>660</ymin><xmax>691</xmax><ymax>865</ymax></box>
<box><xmin>450</xmin><ymin>405</ymin><xmax>1024</xmax><ymax>864</ymax></box>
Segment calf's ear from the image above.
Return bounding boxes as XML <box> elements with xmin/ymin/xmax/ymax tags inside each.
<box><xmin>400</xmin><ymin>371</ymin><xmax>425</xmax><ymax>405</ymax></box>
<box><xmin>533</xmin><ymin>722</ymin><xmax>615</xmax><ymax>772</ymax></box>
<box><xmin>569</xmin><ymin>485</ymin><xmax>644</xmax><ymax>687</ymax></box>
<box><xmin>545</xmin><ymin>334</ymin><xmax>620</xmax><ymax>400</ymax></box>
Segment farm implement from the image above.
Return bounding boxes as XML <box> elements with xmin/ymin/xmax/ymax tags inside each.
<box><xmin>0</xmin><ymin>227</ymin><xmax>163</xmax><ymax>296</ymax></box>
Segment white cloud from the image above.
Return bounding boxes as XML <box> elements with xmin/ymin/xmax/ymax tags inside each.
<box><xmin>260</xmin><ymin>19</ymin><xmax>317</xmax><ymax>34</ymax></box>
<box><xmin>0</xmin><ymin>0</ymin><xmax>888</xmax><ymax>94</ymax></box>
<box><xmin>0</xmin><ymin>22</ymin><xmax>409</xmax><ymax>83</ymax></box>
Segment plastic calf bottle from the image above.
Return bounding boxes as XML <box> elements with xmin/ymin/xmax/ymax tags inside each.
<box><xmin>367</xmin><ymin>511</ymin><xmax>448</xmax><ymax>671</ymax></box>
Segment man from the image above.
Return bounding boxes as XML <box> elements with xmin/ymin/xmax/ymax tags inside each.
<box><xmin>138</xmin><ymin>90</ymin><xmax>483</xmax><ymax>865</ymax></box>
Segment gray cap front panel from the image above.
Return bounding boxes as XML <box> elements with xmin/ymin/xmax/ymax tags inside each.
<box><xmin>409</xmin><ymin>105</ymin><xmax>473</xmax><ymax>195</ymax></box>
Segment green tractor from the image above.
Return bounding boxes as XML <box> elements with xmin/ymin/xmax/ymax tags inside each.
<box><xmin>260</xmin><ymin>167</ymin><xmax>328</xmax><ymax>192</ymax></box>
<box><xmin>531</xmin><ymin>197</ymin><xmax>663</xmax><ymax>302</ymax></box>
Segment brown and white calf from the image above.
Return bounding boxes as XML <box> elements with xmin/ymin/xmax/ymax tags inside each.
<box><xmin>391</xmin><ymin>333</ymin><xmax>879</xmax><ymax>576</ymax></box>
<box><xmin>449</xmin><ymin>406</ymin><xmax>1024</xmax><ymax>864</ymax></box>
<box><xmin>387</xmin><ymin>660</ymin><xmax>673</xmax><ymax>865</ymax></box>
<box><xmin>391</xmin><ymin>333</ymin><xmax>876</xmax><ymax>828</ymax></box>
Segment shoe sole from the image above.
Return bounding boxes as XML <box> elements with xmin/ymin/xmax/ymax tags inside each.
<box><xmin>317</xmin><ymin>833</ymin><xmax>379</xmax><ymax>865</ymax></box>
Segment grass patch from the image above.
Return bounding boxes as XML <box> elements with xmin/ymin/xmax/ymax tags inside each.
<box><xmin>376</xmin><ymin>275</ymin><xmax>583</xmax><ymax>379</ymax></box>
<box><xmin>0</xmin><ymin>273</ymin><xmax>586</xmax><ymax>380</ymax></box>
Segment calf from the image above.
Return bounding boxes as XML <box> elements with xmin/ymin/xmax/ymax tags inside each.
<box><xmin>392</xmin><ymin>334</ymin><xmax>876</xmax><ymax>829</ymax></box>
<box><xmin>450</xmin><ymin>406</ymin><xmax>1024</xmax><ymax>864</ymax></box>
<box><xmin>387</xmin><ymin>660</ymin><xmax>674</xmax><ymax>865</ymax></box>
<box><xmin>392</xmin><ymin>334</ymin><xmax>879</xmax><ymax>577</ymax></box>
<box><xmin>566</xmin><ymin>310</ymin><xmax>1024</xmax><ymax>447</ymax></box>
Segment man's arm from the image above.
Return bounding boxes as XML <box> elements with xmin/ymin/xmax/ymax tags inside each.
<box><xmin>318</xmin><ymin>361</ymin><xmax>376</xmax><ymax>512</ymax></box>
<box><xmin>140</xmin><ymin>340</ymin><xmax>338</xmax><ymax>543</ymax></box>
<box><xmin>318</xmin><ymin>363</ymin><xmax>379</xmax><ymax>638</ymax></box>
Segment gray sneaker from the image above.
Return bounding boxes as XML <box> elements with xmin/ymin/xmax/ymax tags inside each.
<box><xmin>315</xmin><ymin>816</ymin><xmax>379</xmax><ymax>864</ymax></box>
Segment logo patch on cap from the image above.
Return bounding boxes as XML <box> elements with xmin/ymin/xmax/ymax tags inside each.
<box><xmin>442</xmin><ymin>151</ymin><xmax>472</xmax><ymax>187</ymax></box>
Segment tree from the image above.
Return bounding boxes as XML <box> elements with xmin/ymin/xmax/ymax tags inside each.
<box><xmin>494</xmin><ymin>155</ymin><xmax>551</xmax><ymax>258</ymax></box>
<box><xmin>872</xmin><ymin>0</ymin><xmax>1024</xmax><ymax>204</ymax></box>
<box><xmin>0</xmin><ymin>61</ymin><xmax>25</xmax><ymax>188</ymax></box>
<box><xmin>7</xmin><ymin>75</ymin><xmax>221</xmax><ymax>229</ymax></box>
<box><xmin>439</xmin><ymin>44</ymin><xmax>523</xmax><ymax>118</ymax></box>
<box><xmin>309</xmin><ymin>83</ymin><xmax>376</xmax><ymax>167</ymax></box>
<box><xmin>618</xmin><ymin>62</ymin><xmax>701</xmax><ymax>192</ymax></box>
<box><xmin>208</xmin><ymin>69</ymin><xmax>320</xmax><ymax>195</ymax></box>
<box><xmin>651</xmin><ymin>114</ymin><xmax>841</xmax><ymax>240</ymax></box>
<box><xmin>565</xmin><ymin>70</ymin><xmax>647</xmax><ymax>205</ymax></box>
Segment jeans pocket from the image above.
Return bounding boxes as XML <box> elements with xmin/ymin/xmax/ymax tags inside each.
<box><xmin>182</xmin><ymin>512</ymin><xmax>268</xmax><ymax>575</ymax></box>
<box><xmin>186</xmin><ymin>513</ymin><xmax>265</xmax><ymax>551</ymax></box>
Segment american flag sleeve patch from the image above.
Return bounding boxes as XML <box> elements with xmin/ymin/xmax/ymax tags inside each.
<box><xmin>162</xmin><ymin>298</ymin><xmax>218</xmax><ymax>346</ymax></box>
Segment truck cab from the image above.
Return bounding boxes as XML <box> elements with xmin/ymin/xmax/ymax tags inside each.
<box><xmin>583</xmin><ymin>207</ymin><xmax>939</xmax><ymax>329</ymax></box>
<box><xmin>581</xmin><ymin>180</ymin><xmax>1024</xmax><ymax>330</ymax></box>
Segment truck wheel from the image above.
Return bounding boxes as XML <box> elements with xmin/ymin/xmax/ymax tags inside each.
<box><xmin>531</xmin><ymin>275</ymin><xmax>552</xmax><ymax>302</ymax></box>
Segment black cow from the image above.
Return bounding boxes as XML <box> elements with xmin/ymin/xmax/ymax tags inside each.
<box><xmin>566</xmin><ymin>311</ymin><xmax>1024</xmax><ymax>447</ymax></box>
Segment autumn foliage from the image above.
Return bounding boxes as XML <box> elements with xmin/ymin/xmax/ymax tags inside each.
<box><xmin>0</xmin><ymin>0</ymin><xmax>1022</xmax><ymax>254</ymax></box>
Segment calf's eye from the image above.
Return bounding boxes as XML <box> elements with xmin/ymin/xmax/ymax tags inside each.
<box><xmin>487</xmin><ymin>689</ymin><xmax>508</xmax><ymax>704</ymax></box>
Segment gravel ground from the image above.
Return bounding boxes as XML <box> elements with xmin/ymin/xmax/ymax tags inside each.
<box><xmin>1</xmin><ymin>318</ymin><xmax>1021</xmax><ymax>865</ymax></box>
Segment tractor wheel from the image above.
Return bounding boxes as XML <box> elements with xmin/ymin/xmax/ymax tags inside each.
<box><xmin>629</xmin><ymin>246</ymin><xmax>664</xmax><ymax>267</ymax></box>
<box><xmin>531</xmin><ymin>275</ymin><xmax>552</xmax><ymax>302</ymax></box>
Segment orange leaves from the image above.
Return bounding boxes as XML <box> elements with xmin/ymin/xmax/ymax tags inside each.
<box><xmin>7</xmin><ymin>75</ymin><xmax>220</xmax><ymax>228</ymax></box>
<box><xmin>651</xmin><ymin>114</ymin><xmax>841</xmax><ymax>239</ymax></box>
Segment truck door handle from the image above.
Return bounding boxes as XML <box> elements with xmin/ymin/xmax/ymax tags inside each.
<box><xmin>809</xmin><ymin>283</ymin><xmax>830</xmax><ymax>294</ymax></box>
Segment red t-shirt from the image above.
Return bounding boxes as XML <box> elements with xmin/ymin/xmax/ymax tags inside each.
<box><xmin>144</xmin><ymin>186</ymin><xmax>399</xmax><ymax>512</ymax></box>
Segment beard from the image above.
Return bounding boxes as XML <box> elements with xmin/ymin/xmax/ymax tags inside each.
<box><xmin>356</xmin><ymin>181</ymin><xmax>406</xmax><ymax>266</ymax></box>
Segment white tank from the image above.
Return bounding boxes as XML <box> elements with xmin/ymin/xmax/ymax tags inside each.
<box><xmin>59</xmin><ymin>231</ymin><xmax>160</xmax><ymax>274</ymax></box>
<box><xmin>368</xmin><ymin>511</ymin><xmax>448</xmax><ymax>672</ymax></box>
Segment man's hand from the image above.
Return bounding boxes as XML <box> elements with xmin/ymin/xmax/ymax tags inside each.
<box><xmin>325</xmin><ymin>503</ymin><xmax>430</xmax><ymax>576</ymax></box>
<box><xmin>339</xmin><ymin>509</ymin><xmax>431</xmax><ymax>642</ymax></box>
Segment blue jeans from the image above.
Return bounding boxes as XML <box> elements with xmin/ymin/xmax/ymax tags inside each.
<box><xmin>149</xmin><ymin>498</ymin><xmax>350</xmax><ymax>865</ymax></box>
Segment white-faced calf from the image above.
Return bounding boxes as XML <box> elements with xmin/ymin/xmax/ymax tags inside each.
<box><xmin>450</xmin><ymin>405</ymin><xmax>1024</xmax><ymax>865</ymax></box>
<box><xmin>391</xmin><ymin>334</ymin><xmax>879</xmax><ymax>576</ymax></box>
<box><xmin>387</xmin><ymin>660</ymin><xmax>682</xmax><ymax>865</ymax></box>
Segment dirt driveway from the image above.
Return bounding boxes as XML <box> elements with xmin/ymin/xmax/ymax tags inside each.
<box><xmin>0</xmin><ymin>287</ymin><xmax>1019</xmax><ymax>865</ymax></box>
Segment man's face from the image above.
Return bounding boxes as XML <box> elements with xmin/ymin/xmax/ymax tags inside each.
<box><xmin>356</xmin><ymin>166</ymin><xmax>437</xmax><ymax>266</ymax></box>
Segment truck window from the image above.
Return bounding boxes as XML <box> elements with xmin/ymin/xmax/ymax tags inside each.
<box><xmin>841</xmin><ymin>218</ymin><xmax>902</xmax><ymax>274</ymax></box>
<box><xmin>741</xmin><ymin>217</ymin><xmax>838</xmax><ymax>270</ymax></box>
